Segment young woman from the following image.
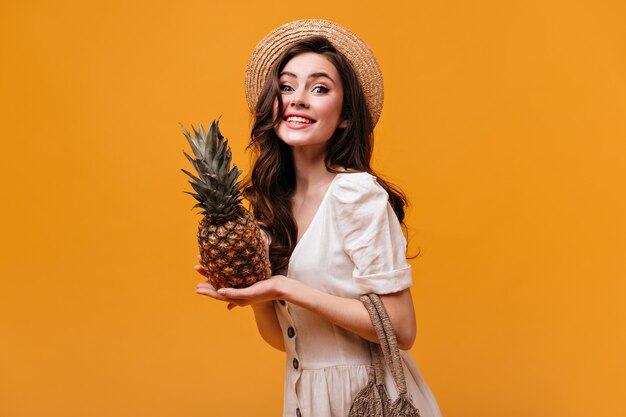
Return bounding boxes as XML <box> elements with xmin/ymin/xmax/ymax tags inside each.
<box><xmin>196</xmin><ymin>19</ymin><xmax>442</xmax><ymax>417</ymax></box>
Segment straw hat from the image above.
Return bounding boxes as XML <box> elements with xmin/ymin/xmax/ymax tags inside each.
<box><xmin>244</xmin><ymin>19</ymin><xmax>384</xmax><ymax>126</ymax></box>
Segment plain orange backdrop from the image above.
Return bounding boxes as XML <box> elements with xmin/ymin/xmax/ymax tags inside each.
<box><xmin>1</xmin><ymin>1</ymin><xmax>625</xmax><ymax>416</ymax></box>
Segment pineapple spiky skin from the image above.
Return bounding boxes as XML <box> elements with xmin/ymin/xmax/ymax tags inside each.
<box><xmin>181</xmin><ymin>117</ymin><xmax>270</xmax><ymax>289</ymax></box>
<box><xmin>198</xmin><ymin>207</ymin><xmax>269</xmax><ymax>289</ymax></box>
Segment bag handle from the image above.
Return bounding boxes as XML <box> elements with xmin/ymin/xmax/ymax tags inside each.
<box><xmin>360</xmin><ymin>294</ymin><xmax>421</xmax><ymax>417</ymax></box>
<box><xmin>360</xmin><ymin>293</ymin><xmax>408</xmax><ymax>394</ymax></box>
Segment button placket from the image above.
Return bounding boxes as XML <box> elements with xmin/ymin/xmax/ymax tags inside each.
<box><xmin>275</xmin><ymin>298</ymin><xmax>303</xmax><ymax>416</ymax></box>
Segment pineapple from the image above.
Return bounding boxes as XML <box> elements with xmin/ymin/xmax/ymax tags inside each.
<box><xmin>181</xmin><ymin>118</ymin><xmax>270</xmax><ymax>289</ymax></box>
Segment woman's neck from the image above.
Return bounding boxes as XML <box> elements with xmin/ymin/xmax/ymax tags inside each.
<box><xmin>291</xmin><ymin>145</ymin><xmax>336</xmax><ymax>192</ymax></box>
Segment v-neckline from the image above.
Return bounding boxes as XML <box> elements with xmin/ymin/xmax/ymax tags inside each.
<box><xmin>289</xmin><ymin>173</ymin><xmax>343</xmax><ymax>263</ymax></box>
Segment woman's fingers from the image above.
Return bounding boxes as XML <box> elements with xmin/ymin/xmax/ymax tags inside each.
<box><xmin>194</xmin><ymin>260</ymin><xmax>242</xmax><ymax>307</ymax></box>
<box><xmin>197</xmin><ymin>255</ymin><xmax>207</xmax><ymax>267</ymax></box>
<box><xmin>196</xmin><ymin>281</ymin><xmax>231</xmax><ymax>302</ymax></box>
<box><xmin>216</xmin><ymin>278</ymin><xmax>279</xmax><ymax>301</ymax></box>
<box><xmin>195</xmin><ymin>282</ymin><xmax>249</xmax><ymax>308</ymax></box>
<box><xmin>194</xmin><ymin>264</ymin><xmax>208</xmax><ymax>277</ymax></box>
<box><xmin>216</xmin><ymin>287</ymin><xmax>252</xmax><ymax>300</ymax></box>
<box><xmin>195</xmin><ymin>262</ymin><xmax>283</xmax><ymax>310</ymax></box>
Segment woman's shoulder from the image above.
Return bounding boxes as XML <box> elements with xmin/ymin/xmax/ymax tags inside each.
<box><xmin>333</xmin><ymin>170</ymin><xmax>377</xmax><ymax>186</ymax></box>
<box><xmin>330</xmin><ymin>170</ymin><xmax>388</xmax><ymax>205</ymax></box>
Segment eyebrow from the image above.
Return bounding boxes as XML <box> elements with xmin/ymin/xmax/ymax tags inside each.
<box><xmin>279</xmin><ymin>71</ymin><xmax>336</xmax><ymax>86</ymax></box>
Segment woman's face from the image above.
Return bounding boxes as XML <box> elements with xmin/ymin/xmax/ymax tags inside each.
<box><xmin>273</xmin><ymin>52</ymin><xmax>348</xmax><ymax>149</ymax></box>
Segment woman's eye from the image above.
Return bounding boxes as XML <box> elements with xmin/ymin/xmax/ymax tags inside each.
<box><xmin>279</xmin><ymin>84</ymin><xmax>292</xmax><ymax>92</ymax></box>
<box><xmin>313</xmin><ymin>86</ymin><xmax>329</xmax><ymax>94</ymax></box>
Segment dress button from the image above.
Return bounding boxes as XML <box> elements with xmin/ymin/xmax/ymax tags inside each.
<box><xmin>279</xmin><ymin>300</ymin><xmax>286</xmax><ymax>306</ymax></box>
<box><xmin>296</xmin><ymin>408</ymin><xmax>301</xmax><ymax>417</ymax></box>
<box><xmin>293</xmin><ymin>358</ymin><xmax>299</xmax><ymax>369</ymax></box>
<box><xmin>287</xmin><ymin>326</ymin><xmax>295</xmax><ymax>338</ymax></box>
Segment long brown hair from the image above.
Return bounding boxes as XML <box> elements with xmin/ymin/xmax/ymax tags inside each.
<box><xmin>244</xmin><ymin>36</ymin><xmax>409</xmax><ymax>273</ymax></box>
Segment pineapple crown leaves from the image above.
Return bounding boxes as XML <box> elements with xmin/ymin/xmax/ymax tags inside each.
<box><xmin>180</xmin><ymin>117</ymin><xmax>244</xmax><ymax>217</ymax></box>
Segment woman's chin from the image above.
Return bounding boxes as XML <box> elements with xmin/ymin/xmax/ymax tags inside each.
<box><xmin>279</xmin><ymin>137</ymin><xmax>330</xmax><ymax>151</ymax></box>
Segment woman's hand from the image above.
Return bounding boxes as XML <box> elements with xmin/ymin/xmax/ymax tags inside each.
<box><xmin>194</xmin><ymin>256</ymin><xmax>236</xmax><ymax>306</ymax></box>
<box><xmin>195</xmin><ymin>255</ymin><xmax>291</xmax><ymax>310</ymax></box>
<box><xmin>214</xmin><ymin>275</ymin><xmax>290</xmax><ymax>309</ymax></box>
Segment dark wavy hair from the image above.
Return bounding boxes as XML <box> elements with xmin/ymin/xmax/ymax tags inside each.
<box><xmin>243</xmin><ymin>36</ymin><xmax>409</xmax><ymax>273</ymax></box>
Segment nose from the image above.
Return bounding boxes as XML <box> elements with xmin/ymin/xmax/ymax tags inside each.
<box><xmin>290</xmin><ymin>93</ymin><xmax>308</xmax><ymax>108</ymax></box>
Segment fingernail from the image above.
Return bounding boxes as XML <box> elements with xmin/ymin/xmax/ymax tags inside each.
<box><xmin>217</xmin><ymin>288</ymin><xmax>226</xmax><ymax>294</ymax></box>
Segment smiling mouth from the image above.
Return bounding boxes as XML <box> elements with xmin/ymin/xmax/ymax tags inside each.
<box><xmin>284</xmin><ymin>116</ymin><xmax>316</xmax><ymax>124</ymax></box>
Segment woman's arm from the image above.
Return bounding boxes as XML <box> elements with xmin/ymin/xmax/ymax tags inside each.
<box><xmin>216</xmin><ymin>275</ymin><xmax>417</xmax><ymax>350</ymax></box>
<box><xmin>195</xmin><ymin>262</ymin><xmax>285</xmax><ymax>352</ymax></box>
<box><xmin>289</xmin><ymin>282</ymin><xmax>416</xmax><ymax>350</ymax></box>
<box><xmin>250</xmin><ymin>301</ymin><xmax>285</xmax><ymax>351</ymax></box>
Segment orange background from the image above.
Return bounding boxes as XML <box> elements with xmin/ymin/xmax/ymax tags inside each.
<box><xmin>1</xmin><ymin>1</ymin><xmax>625</xmax><ymax>416</ymax></box>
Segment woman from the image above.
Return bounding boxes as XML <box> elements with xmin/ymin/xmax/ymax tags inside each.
<box><xmin>196</xmin><ymin>19</ymin><xmax>442</xmax><ymax>417</ymax></box>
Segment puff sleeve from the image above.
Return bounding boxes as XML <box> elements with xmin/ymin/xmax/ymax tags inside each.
<box><xmin>330</xmin><ymin>173</ymin><xmax>413</xmax><ymax>294</ymax></box>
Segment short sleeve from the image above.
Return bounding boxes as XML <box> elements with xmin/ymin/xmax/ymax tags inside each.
<box><xmin>330</xmin><ymin>173</ymin><xmax>413</xmax><ymax>294</ymax></box>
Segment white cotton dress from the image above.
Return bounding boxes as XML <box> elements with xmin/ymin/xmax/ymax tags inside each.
<box><xmin>273</xmin><ymin>172</ymin><xmax>443</xmax><ymax>417</ymax></box>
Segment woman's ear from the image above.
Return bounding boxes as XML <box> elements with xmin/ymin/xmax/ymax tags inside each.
<box><xmin>338</xmin><ymin>118</ymin><xmax>349</xmax><ymax>129</ymax></box>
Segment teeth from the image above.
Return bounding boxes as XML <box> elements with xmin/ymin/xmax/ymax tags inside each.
<box><xmin>286</xmin><ymin>116</ymin><xmax>313</xmax><ymax>124</ymax></box>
